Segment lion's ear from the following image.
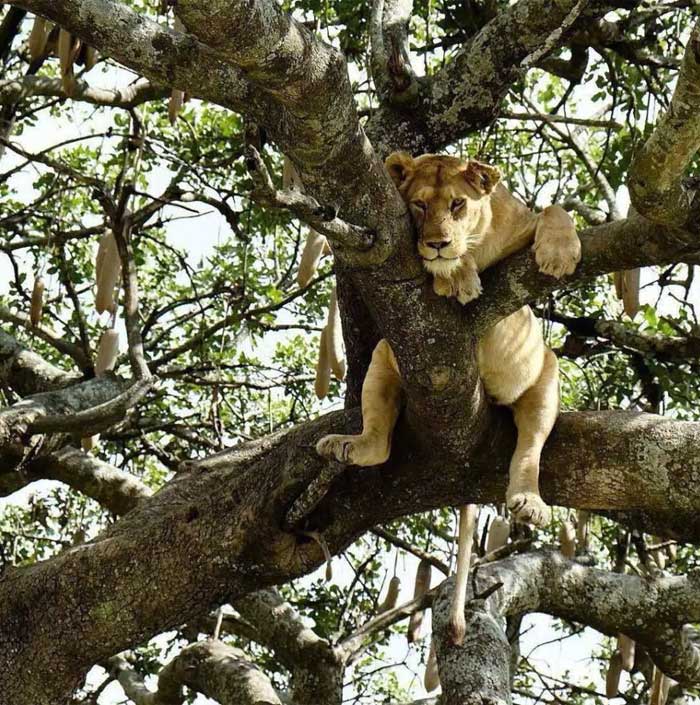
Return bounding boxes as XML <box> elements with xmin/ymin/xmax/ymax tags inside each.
<box><xmin>463</xmin><ymin>160</ymin><xmax>501</xmax><ymax>194</ymax></box>
<box><xmin>385</xmin><ymin>151</ymin><xmax>415</xmax><ymax>189</ymax></box>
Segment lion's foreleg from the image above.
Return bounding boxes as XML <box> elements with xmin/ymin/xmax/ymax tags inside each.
<box><xmin>506</xmin><ymin>348</ymin><xmax>559</xmax><ymax>526</ymax></box>
<box><xmin>532</xmin><ymin>205</ymin><xmax>581</xmax><ymax>279</ymax></box>
<box><xmin>316</xmin><ymin>339</ymin><xmax>402</xmax><ymax>466</ymax></box>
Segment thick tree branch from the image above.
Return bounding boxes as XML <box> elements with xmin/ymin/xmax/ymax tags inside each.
<box><xmin>549</xmin><ymin>311</ymin><xmax>700</xmax><ymax>361</ymax></box>
<box><xmin>366</xmin><ymin>0</ymin><xmax>600</xmax><ymax>155</ymax></box>
<box><xmin>26</xmin><ymin>447</ymin><xmax>152</xmax><ymax>515</ymax></box>
<box><xmin>109</xmin><ymin>639</ymin><xmax>282</xmax><ymax>705</ymax></box>
<box><xmin>629</xmin><ymin>22</ymin><xmax>700</xmax><ymax>229</ymax></box>
<box><xmin>233</xmin><ymin>589</ymin><xmax>343</xmax><ymax>704</ymax></box>
<box><xmin>370</xmin><ymin>0</ymin><xmax>418</xmax><ymax>105</ymax></box>
<box><xmin>466</xmin><ymin>212</ymin><xmax>700</xmax><ymax>337</ymax></box>
<box><xmin>0</xmin><ymin>329</ymin><xmax>79</xmax><ymax>396</ymax></box>
<box><xmin>3</xmin><ymin>404</ymin><xmax>700</xmax><ymax>702</ymax></box>
<box><xmin>433</xmin><ymin>549</ymin><xmax>700</xmax><ymax>704</ymax></box>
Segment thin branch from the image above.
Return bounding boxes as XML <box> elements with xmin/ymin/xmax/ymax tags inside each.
<box><xmin>371</xmin><ymin>527</ymin><xmax>449</xmax><ymax>575</ymax></box>
<box><xmin>0</xmin><ymin>76</ymin><xmax>168</xmax><ymax>110</ymax></box>
<box><xmin>501</xmin><ymin>110</ymin><xmax>622</xmax><ymax>130</ymax></box>
<box><xmin>244</xmin><ymin>147</ymin><xmax>375</xmax><ymax>251</ymax></box>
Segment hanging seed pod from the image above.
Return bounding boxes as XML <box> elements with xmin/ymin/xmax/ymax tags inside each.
<box><xmin>605</xmin><ymin>651</ymin><xmax>622</xmax><ymax>697</ymax></box>
<box><xmin>618</xmin><ymin>634</ymin><xmax>635</xmax><ymax>672</ymax></box>
<box><xmin>282</xmin><ymin>156</ymin><xmax>302</xmax><ymax>191</ymax></box>
<box><xmin>28</xmin><ymin>17</ymin><xmax>50</xmax><ymax>60</ymax></box>
<box><xmin>57</xmin><ymin>28</ymin><xmax>72</xmax><ymax>73</ymax></box>
<box><xmin>485</xmin><ymin>516</ymin><xmax>510</xmax><ymax>554</ymax></box>
<box><xmin>423</xmin><ymin>640</ymin><xmax>440</xmax><ymax>692</ymax></box>
<box><xmin>613</xmin><ymin>271</ymin><xmax>624</xmax><ymax>299</ymax></box>
<box><xmin>407</xmin><ymin>558</ymin><xmax>432</xmax><ymax>643</ymax></box>
<box><xmin>651</xmin><ymin>667</ymin><xmax>671</xmax><ymax>705</ymax></box>
<box><xmin>166</xmin><ymin>17</ymin><xmax>187</xmax><ymax>124</ymax></box>
<box><xmin>168</xmin><ymin>89</ymin><xmax>185</xmax><ymax>125</ymax></box>
<box><xmin>325</xmin><ymin>288</ymin><xmax>346</xmax><ymax>381</ymax></box>
<box><xmin>614</xmin><ymin>268</ymin><xmax>640</xmax><ymax>319</ymax></box>
<box><xmin>651</xmin><ymin>550</ymin><xmax>666</xmax><ymax>570</ymax></box>
<box><xmin>95</xmin><ymin>231</ymin><xmax>121</xmax><ymax>314</ymax></box>
<box><xmin>84</xmin><ymin>45</ymin><xmax>98</xmax><ymax>71</ymax></box>
<box><xmin>377</xmin><ymin>576</ymin><xmax>401</xmax><ymax>614</ymax></box>
<box><xmin>650</xmin><ymin>535</ymin><xmax>666</xmax><ymax>570</ymax></box>
<box><xmin>576</xmin><ymin>510</ymin><xmax>590</xmax><ymax>551</ymax></box>
<box><xmin>314</xmin><ymin>328</ymin><xmax>331</xmax><ymax>400</ymax></box>
<box><xmin>95</xmin><ymin>329</ymin><xmax>120</xmax><ymax>376</ymax></box>
<box><xmin>297</xmin><ymin>230</ymin><xmax>326</xmax><ymax>288</ymax></box>
<box><xmin>58</xmin><ymin>29</ymin><xmax>78</xmax><ymax>96</ymax></box>
<box><xmin>558</xmin><ymin>520</ymin><xmax>576</xmax><ymax>559</ymax></box>
<box><xmin>81</xmin><ymin>434</ymin><xmax>99</xmax><ymax>452</ymax></box>
<box><xmin>30</xmin><ymin>276</ymin><xmax>45</xmax><ymax>327</ymax></box>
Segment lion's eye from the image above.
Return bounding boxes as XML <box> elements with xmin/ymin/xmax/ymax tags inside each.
<box><xmin>411</xmin><ymin>200</ymin><xmax>427</xmax><ymax>212</ymax></box>
<box><xmin>451</xmin><ymin>198</ymin><xmax>466</xmax><ymax>212</ymax></box>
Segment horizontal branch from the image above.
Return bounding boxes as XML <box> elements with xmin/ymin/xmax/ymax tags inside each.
<box><xmin>500</xmin><ymin>110</ymin><xmax>622</xmax><ymax>129</ymax></box>
<box><xmin>3</xmin><ymin>402</ymin><xmax>700</xmax><ymax>702</ymax></box>
<box><xmin>0</xmin><ymin>307</ymin><xmax>90</xmax><ymax>370</ymax></box>
<box><xmin>550</xmin><ymin>311</ymin><xmax>700</xmax><ymax>361</ymax></box>
<box><xmin>466</xmin><ymin>211</ymin><xmax>700</xmax><ymax>337</ymax></box>
<box><xmin>27</xmin><ymin>446</ymin><xmax>151</xmax><ymax>515</ymax></box>
<box><xmin>0</xmin><ymin>76</ymin><xmax>168</xmax><ymax>109</ymax></box>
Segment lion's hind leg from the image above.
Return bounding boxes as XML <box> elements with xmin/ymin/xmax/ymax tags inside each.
<box><xmin>316</xmin><ymin>339</ymin><xmax>401</xmax><ymax>466</ymax></box>
<box><xmin>506</xmin><ymin>348</ymin><xmax>559</xmax><ymax>526</ymax></box>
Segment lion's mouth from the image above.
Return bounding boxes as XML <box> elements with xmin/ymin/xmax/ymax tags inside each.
<box><xmin>420</xmin><ymin>255</ymin><xmax>460</xmax><ymax>262</ymax></box>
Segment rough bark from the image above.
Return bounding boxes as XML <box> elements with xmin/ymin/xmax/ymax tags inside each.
<box><xmin>0</xmin><ymin>329</ymin><xmax>80</xmax><ymax>396</ymax></box>
<box><xmin>2</xmin><ymin>405</ymin><xmax>700</xmax><ymax>702</ymax></box>
<box><xmin>1</xmin><ymin>2</ymin><xmax>700</xmax><ymax>704</ymax></box>
<box><xmin>629</xmin><ymin>22</ymin><xmax>700</xmax><ymax>229</ymax></box>
<box><xmin>433</xmin><ymin>550</ymin><xmax>700</xmax><ymax>704</ymax></box>
<box><xmin>109</xmin><ymin>640</ymin><xmax>282</xmax><ymax>705</ymax></box>
<box><xmin>234</xmin><ymin>589</ymin><xmax>343</xmax><ymax>704</ymax></box>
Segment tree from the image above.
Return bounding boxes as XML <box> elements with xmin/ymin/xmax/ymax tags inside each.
<box><xmin>1</xmin><ymin>0</ymin><xmax>700</xmax><ymax>703</ymax></box>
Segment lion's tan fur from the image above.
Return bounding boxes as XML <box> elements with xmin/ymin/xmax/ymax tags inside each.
<box><xmin>316</xmin><ymin>151</ymin><xmax>581</xmax><ymax>643</ymax></box>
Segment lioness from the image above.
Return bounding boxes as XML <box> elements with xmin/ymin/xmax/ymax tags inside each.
<box><xmin>316</xmin><ymin>152</ymin><xmax>581</xmax><ymax>641</ymax></box>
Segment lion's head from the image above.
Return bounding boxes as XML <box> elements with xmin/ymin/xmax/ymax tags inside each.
<box><xmin>385</xmin><ymin>152</ymin><xmax>501</xmax><ymax>276</ymax></box>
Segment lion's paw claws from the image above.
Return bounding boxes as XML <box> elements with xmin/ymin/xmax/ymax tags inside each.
<box><xmin>506</xmin><ymin>491</ymin><xmax>552</xmax><ymax>527</ymax></box>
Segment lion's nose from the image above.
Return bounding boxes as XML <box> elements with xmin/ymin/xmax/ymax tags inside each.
<box><xmin>426</xmin><ymin>240</ymin><xmax>452</xmax><ymax>251</ymax></box>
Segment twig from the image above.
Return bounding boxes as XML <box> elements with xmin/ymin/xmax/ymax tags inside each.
<box><xmin>244</xmin><ymin>146</ymin><xmax>375</xmax><ymax>251</ymax></box>
<box><xmin>372</xmin><ymin>527</ymin><xmax>450</xmax><ymax>575</ymax></box>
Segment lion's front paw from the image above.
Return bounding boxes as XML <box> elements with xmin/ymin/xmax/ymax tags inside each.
<box><xmin>316</xmin><ymin>433</ymin><xmax>389</xmax><ymax>467</ymax></box>
<box><xmin>453</xmin><ymin>267</ymin><xmax>482</xmax><ymax>305</ymax></box>
<box><xmin>506</xmin><ymin>490</ymin><xmax>552</xmax><ymax>527</ymax></box>
<box><xmin>533</xmin><ymin>235</ymin><xmax>581</xmax><ymax>279</ymax></box>
<box><xmin>433</xmin><ymin>275</ymin><xmax>453</xmax><ymax>298</ymax></box>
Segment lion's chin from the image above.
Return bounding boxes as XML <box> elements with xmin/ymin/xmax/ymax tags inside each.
<box><xmin>422</xmin><ymin>256</ymin><xmax>461</xmax><ymax>277</ymax></box>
